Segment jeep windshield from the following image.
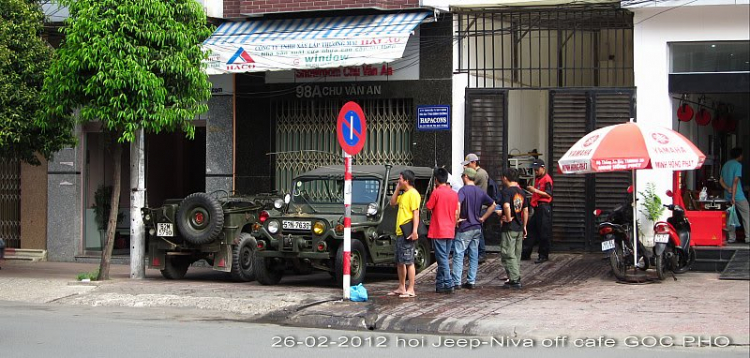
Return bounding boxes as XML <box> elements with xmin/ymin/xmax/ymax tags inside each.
<box><xmin>291</xmin><ymin>177</ymin><xmax>380</xmax><ymax>213</ymax></box>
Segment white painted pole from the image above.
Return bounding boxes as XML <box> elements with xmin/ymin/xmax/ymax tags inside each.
<box><xmin>343</xmin><ymin>151</ymin><xmax>352</xmax><ymax>299</ymax></box>
<box><xmin>633</xmin><ymin>169</ymin><xmax>638</xmax><ymax>271</ymax></box>
<box><xmin>130</xmin><ymin>127</ymin><xmax>146</xmax><ymax>279</ymax></box>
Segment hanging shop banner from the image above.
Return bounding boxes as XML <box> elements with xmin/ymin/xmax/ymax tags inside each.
<box><xmin>202</xmin><ymin>12</ymin><xmax>429</xmax><ymax>74</ymax></box>
<box><xmin>265</xmin><ymin>35</ymin><xmax>420</xmax><ymax>83</ymax></box>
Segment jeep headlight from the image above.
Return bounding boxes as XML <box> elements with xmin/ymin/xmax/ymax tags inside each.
<box><xmin>313</xmin><ymin>221</ymin><xmax>326</xmax><ymax>235</ymax></box>
<box><xmin>267</xmin><ymin>220</ymin><xmax>280</xmax><ymax>234</ymax></box>
<box><xmin>367</xmin><ymin>202</ymin><xmax>379</xmax><ymax>216</ymax></box>
<box><xmin>273</xmin><ymin>198</ymin><xmax>284</xmax><ymax>209</ymax></box>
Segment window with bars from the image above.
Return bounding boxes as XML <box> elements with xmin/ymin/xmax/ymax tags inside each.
<box><xmin>456</xmin><ymin>6</ymin><xmax>634</xmax><ymax>89</ymax></box>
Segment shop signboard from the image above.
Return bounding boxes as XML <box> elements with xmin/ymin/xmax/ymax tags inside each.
<box><xmin>417</xmin><ymin>105</ymin><xmax>451</xmax><ymax>131</ymax></box>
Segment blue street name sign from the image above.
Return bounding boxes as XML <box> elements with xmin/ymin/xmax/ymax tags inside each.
<box><xmin>417</xmin><ymin>105</ymin><xmax>450</xmax><ymax>131</ymax></box>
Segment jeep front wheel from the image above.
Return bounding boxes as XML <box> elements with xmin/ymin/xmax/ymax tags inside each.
<box><xmin>230</xmin><ymin>233</ymin><xmax>256</xmax><ymax>282</ymax></box>
<box><xmin>414</xmin><ymin>237</ymin><xmax>433</xmax><ymax>273</ymax></box>
<box><xmin>336</xmin><ymin>239</ymin><xmax>367</xmax><ymax>286</ymax></box>
<box><xmin>253</xmin><ymin>251</ymin><xmax>283</xmax><ymax>285</ymax></box>
<box><xmin>161</xmin><ymin>256</ymin><xmax>191</xmax><ymax>280</ymax></box>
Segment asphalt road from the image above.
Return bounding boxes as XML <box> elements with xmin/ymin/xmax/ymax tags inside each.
<box><xmin>1</xmin><ymin>301</ymin><xmax>747</xmax><ymax>358</ymax></box>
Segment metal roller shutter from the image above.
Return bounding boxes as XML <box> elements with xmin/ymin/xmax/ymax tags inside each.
<box><xmin>0</xmin><ymin>159</ymin><xmax>21</xmax><ymax>248</ymax></box>
<box><xmin>550</xmin><ymin>89</ymin><xmax>635</xmax><ymax>251</ymax></box>
<box><xmin>592</xmin><ymin>91</ymin><xmax>636</xmax><ymax>250</ymax></box>
<box><xmin>550</xmin><ymin>91</ymin><xmax>589</xmax><ymax>250</ymax></box>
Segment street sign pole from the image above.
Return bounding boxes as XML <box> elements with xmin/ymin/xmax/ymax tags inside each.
<box><xmin>336</xmin><ymin>101</ymin><xmax>366</xmax><ymax>301</ymax></box>
<box><xmin>343</xmin><ymin>151</ymin><xmax>352</xmax><ymax>299</ymax></box>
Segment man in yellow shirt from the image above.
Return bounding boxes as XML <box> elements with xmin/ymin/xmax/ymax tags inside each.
<box><xmin>388</xmin><ymin>170</ymin><xmax>421</xmax><ymax>298</ymax></box>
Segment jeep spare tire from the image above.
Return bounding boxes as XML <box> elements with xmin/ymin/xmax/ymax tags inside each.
<box><xmin>176</xmin><ymin>192</ymin><xmax>224</xmax><ymax>245</ymax></box>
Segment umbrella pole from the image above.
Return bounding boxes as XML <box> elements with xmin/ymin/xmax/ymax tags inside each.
<box><xmin>632</xmin><ymin>170</ymin><xmax>638</xmax><ymax>270</ymax></box>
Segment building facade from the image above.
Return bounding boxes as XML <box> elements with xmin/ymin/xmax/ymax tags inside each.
<box><xmin>45</xmin><ymin>0</ymin><xmax>451</xmax><ymax>261</ymax></box>
<box><xmin>626</xmin><ymin>0</ymin><xmax>749</xmax><ymax>217</ymax></box>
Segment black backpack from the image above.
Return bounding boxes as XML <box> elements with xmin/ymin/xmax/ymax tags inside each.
<box><xmin>487</xmin><ymin>177</ymin><xmax>501</xmax><ymax>203</ymax></box>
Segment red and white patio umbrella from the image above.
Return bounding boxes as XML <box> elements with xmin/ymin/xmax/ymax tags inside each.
<box><xmin>558</xmin><ymin>122</ymin><xmax>706</xmax><ymax>174</ymax></box>
<box><xmin>558</xmin><ymin>121</ymin><xmax>705</xmax><ymax>273</ymax></box>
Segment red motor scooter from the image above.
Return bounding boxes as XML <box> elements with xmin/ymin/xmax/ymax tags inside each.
<box><xmin>652</xmin><ymin>191</ymin><xmax>696</xmax><ymax>280</ymax></box>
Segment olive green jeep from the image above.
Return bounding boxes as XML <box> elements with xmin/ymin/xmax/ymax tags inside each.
<box><xmin>141</xmin><ymin>191</ymin><xmax>283</xmax><ymax>281</ymax></box>
<box><xmin>253</xmin><ymin>165</ymin><xmax>435</xmax><ymax>285</ymax></box>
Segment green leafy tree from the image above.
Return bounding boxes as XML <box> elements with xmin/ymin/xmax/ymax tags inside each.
<box><xmin>41</xmin><ymin>0</ymin><xmax>213</xmax><ymax>279</ymax></box>
<box><xmin>0</xmin><ymin>0</ymin><xmax>73</xmax><ymax>164</ymax></box>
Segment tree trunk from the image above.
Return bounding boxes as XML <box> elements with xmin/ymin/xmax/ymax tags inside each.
<box><xmin>130</xmin><ymin>128</ymin><xmax>146</xmax><ymax>279</ymax></box>
<box><xmin>98</xmin><ymin>140</ymin><xmax>122</xmax><ymax>280</ymax></box>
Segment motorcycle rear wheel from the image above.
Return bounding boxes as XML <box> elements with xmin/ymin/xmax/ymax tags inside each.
<box><xmin>672</xmin><ymin>246</ymin><xmax>696</xmax><ymax>274</ymax></box>
<box><xmin>609</xmin><ymin>241</ymin><xmax>628</xmax><ymax>281</ymax></box>
<box><xmin>654</xmin><ymin>253</ymin><xmax>666</xmax><ymax>280</ymax></box>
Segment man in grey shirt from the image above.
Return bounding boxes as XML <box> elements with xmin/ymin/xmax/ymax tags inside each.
<box><xmin>462</xmin><ymin>153</ymin><xmax>489</xmax><ymax>191</ymax></box>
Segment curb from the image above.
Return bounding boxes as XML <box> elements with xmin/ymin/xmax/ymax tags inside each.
<box><xmin>277</xmin><ymin>304</ymin><xmax>750</xmax><ymax>347</ymax></box>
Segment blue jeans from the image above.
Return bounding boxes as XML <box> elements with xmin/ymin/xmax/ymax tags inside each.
<box><xmin>452</xmin><ymin>228</ymin><xmax>481</xmax><ymax>285</ymax></box>
<box><xmin>432</xmin><ymin>239</ymin><xmax>453</xmax><ymax>289</ymax></box>
<box><xmin>478</xmin><ymin>229</ymin><xmax>486</xmax><ymax>256</ymax></box>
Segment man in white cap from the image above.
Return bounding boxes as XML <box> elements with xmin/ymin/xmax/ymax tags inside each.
<box><xmin>461</xmin><ymin>153</ymin><xmax>490</xmax><ymax>263</ymax></box>
<box><xmin>461</xmin><ymin>153</ymin><xmax>489</xmax><ymax>192</ymax></box>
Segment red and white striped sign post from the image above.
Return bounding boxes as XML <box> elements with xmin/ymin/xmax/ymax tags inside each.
<box><xmin>337</xmin><ymin>102</ymin><xmax>367</xmax><ymax>300</ymax></box>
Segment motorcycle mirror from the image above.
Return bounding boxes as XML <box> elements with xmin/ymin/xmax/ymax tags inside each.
<box><xmin>665</xmin><ymin>190</ymin><xmax>673</xmax><ymax>197</ymax></box>
<box><xmin>627</xmin><ymin>185</ymin><xmax>633</xmax><ymax>194</ymax></box>
<box><xmin>593</xmin><ymin>209</ymin><xmax>602</xmax><ymax>217</ymax></box>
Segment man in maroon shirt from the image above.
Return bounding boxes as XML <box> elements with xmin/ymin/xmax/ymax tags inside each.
<box><xmin>523</xmin><ymin>159</ymin><xmax>553</xmax><ymax>263</ymax></box>
<box><xmin>426</xmin><ymin>168</ymin><xmax>459</xmax><ymax>294</ymax></box>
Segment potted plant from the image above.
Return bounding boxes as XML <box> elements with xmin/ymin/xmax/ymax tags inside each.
<box><xmin>639</xmin><ymin>182</ymin><xmax>666</xmax><ymax>248</ymax></box>
<box><xmin>92</xmin><ymin>184</ymin><xmax>123</xmax><ymax>249</ymax></box>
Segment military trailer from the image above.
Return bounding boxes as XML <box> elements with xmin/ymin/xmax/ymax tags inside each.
<box><xmin>253</xmin><ymin>165</ymin><xmax>435</xmax><ymax>285</ymax></box>
<box><xmin>142</xmin><ymin>191</ymin><xmax>283</xmax><ymax>281</ymax></box>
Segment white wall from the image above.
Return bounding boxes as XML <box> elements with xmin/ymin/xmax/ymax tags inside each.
<box><xmin>196</xmin><ymin>0</ymin><xmax>223</xmax><ymax>18</ymax></box>
<box><xmin>507</xmin><ymin>90</ymin><xmax>548</xmax><ymax>157</ymax></box>
<box><xmin>632</xmin><ymin>4</ymin><xmax>749</xmax><ymax>219</ymax></box>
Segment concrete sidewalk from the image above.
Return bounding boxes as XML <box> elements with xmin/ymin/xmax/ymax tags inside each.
<box><xmin>1</xmin><ymin>254</ymin><xmax>748</xmax><ymax>346</ymax></box>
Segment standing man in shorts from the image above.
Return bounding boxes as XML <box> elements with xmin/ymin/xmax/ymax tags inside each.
<box><xmin>389</xmin><ymin>170</ymin><xmax>421</xmax><ymax>298</ymax></box>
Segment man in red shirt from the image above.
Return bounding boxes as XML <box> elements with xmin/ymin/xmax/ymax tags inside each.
<box><xmin>426</xmin><ymin>167</ymin><xmax>459</xmax><ymax>294</ymax></box>
<box><xmin>523</xmin><ymin>159</ymin><xmax>553</xmax><ymax>263</ymax></box>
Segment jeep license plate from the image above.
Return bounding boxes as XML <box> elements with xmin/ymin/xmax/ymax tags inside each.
<box><xmin>654</xmin><ymin>234</ymin><xmax>670</xmax><ymax>244</ymax></box>
<box><xmin>157</xmin><ymin>223</ymin><xmax>174</xmax><ymax>237</ymax></box>
<box><xmin>283</xmin><ymin>220</ymin><xmax>311</xmax><ymax>230</ymax></box>
<box><xmin>601</xmin><ymin>239</ymin><xmax>615</xmax><ymax>251</ymax></box>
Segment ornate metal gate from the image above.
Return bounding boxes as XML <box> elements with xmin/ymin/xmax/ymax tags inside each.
<box><xmin>273</xmin><ymin>98</ymin><xmax>414</xmax><ymax>191</ymax></box>
<box><xmin>0</xmin><ymin>158</ymin><xmax>21</xmax><ymax>248</ymax></box>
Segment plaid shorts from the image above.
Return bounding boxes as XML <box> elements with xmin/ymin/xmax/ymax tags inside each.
<box><xmin>395</xmin><ymin>236</ymin><xmax>415</xmax><ymax>264</ymax></box>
